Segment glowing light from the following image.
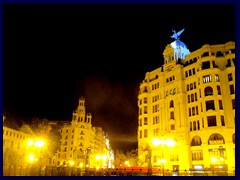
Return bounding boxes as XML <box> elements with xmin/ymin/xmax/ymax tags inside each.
<box><xmin>102</xmin><ymin>155</ymin><xmax>107</xmax><ymax>161</ymax></box>
<box><xmin>69</xmin><ymin>161</ymin><xmax>74</xmax><ymax>166</ymax></box>
<box><xmin>194</xmin><ymin>165</ymin><xmax>203</xmax><ymax>169</ymax></box>
<box><xmin>165</xmin><ymin>139</ymin><xmax>175</xmax><ymax>147</ymax></box>
<box><xmin>79</xmin><ymin>163</ymin><xmax>83</xmax><ymax>167</ymax></box>
<box><xmin>152</xmin><ymin>138</ymin><xmax>162</xmax><ymax>146</ymax></box>
<box><xmin>29</xmin><ymin>154</ymin><xmax>35</xmax><ymax>162</ymax></box>
<box><xmin>124</xmin><ymin>161</ymin><xmax>130</xmax><ymax>167</ymax></box>
<box><xmin>220</xmin><ymin>157</ymin><xmax>224</xmax><ymax>161</ymax></box>
<box><xmin>96</xmin><ymin>155</ymin><xmax>101</xmax><ymax>160</ymax></box>
<box><xmin>211</xmin><ymin>157</ymin><xmax>218</xmax><ymax>163</ymax></box>
<box><xmin>27</xmin><ymin>140</ymin><xmax>34</xmax><ymax>146</ymax></box>
<box><xmin>36</xmin><ymin>140</ymin><xmax>44</xmax><ymax>148</ymax></box>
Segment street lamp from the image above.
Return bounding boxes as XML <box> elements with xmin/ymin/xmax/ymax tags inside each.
<box><xmin>152</xmin><ymin>137</ymin><xmax>175</xmax><ymax>176</ymax></box>
<box><xmin>27</xmin><ymin>139</ymin><xmax>46</xmax><ymax>164</ymax></box>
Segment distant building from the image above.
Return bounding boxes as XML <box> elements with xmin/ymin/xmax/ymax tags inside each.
<box><xmin>137</xmin><ymin>30</ymin><xmax>235</xmax><ymax>172</ymax></box>
<box><xmin>3</xmin><ymin>97</ymin><xmax>114</xmax><ymax>169</ymax></box>
<box><xmin>56</xmin><ymin>97</ymin><xmax>114</xmax><ymax>169</ymax></box>
<box><xmin>3</xmin><ymin>116</ymin><xmax>32</xmax><ymax>167</ymax></box>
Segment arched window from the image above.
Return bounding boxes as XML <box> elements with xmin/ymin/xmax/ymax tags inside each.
<box><xmin>208</xmin><ymin>133</ymin><xmax>225</xmax><ymax>145</ymax></box>
<box><xmin>190</xmin><ymin>136</ymin><xmax>202</xmax><ymax>146</ymax></box>
<box><xmin>173</xmin><ymin>88</ymin><xmax>176</xmax><ymax>94</ymax></box>
<box><xmin>204</xmin><ymin>86</ymin><xmax>213</xmax><ymax>96</ymax></box>
<box><xmin>170</xmin><ymin>100</ymin><xmax>174</xmax><ymax>108</ymax></box>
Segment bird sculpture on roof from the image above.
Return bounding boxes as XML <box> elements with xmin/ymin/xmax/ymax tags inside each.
<box><xmin>170</xmin><ymin>28</ymin><xmax>185</xmax><ymax>40</ymax></box>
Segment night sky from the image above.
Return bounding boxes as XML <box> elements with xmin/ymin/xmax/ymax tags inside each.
<box><xmin>3</xmin><ymin>4</ymin><xmax>235</xmax><ymax>151</ymax></box>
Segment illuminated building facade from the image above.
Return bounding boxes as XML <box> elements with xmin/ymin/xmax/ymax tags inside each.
<box><xmin>3</xmin><ymin>124</ymin><xmax>32</xmax><ymax>167</ymax></box>
<box><xmin>137</xmin><ymin>31</ymin><xmax>235</xmax><ymax>172</ymax></box>
<box><xmin>56</xmin><ymin>97</ymin><xmax>114</xmax><ymax>169</ymax></box>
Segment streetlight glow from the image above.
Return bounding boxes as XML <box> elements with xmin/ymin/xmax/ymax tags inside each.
<box><xmin>28</xmin><ymin>154</ymin><xmax>35</xmax><ymax>162</ymax></box>
<box><xmin>35</xmin><ymin>140</ymin><xmax>44</xmax><ymax>148</ymax></box>
<box><xmin>27</xmin><ymin>140</ymin><xmax>34</xmax><ymax>146</ymax></box>
<box><xmin>165</xmin><ymin>139</ymin><xmax>175</xmax><ymax>147</ymax></box>
<box><xmin>211</xmin><ymin>157</ymin><xmax>218</xmax><ymax>163</ymax></box>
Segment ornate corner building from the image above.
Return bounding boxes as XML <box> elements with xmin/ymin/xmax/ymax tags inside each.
<box><xmin>137</xmin><ymin>30</ymin><xmax>235</xmax><ymax>172</ymax></box>
<box><xmin>56</xmin><ymin>97</ymin><xmax>114</xmax><ymax>168</ymax></box>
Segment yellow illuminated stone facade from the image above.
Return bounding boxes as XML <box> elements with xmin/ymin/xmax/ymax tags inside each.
<box><xmin>3</xmin><ymin>123</ymin><xmax>32</xmax><ymax>167</ymax></box>
<box><xmin>138</xmin><ymin>39</ymin><xmax>235</xmax><ymax>172</ymax></box>
<box><xmin>56</xmin><ymin>97</ymin><xmax>114</xmax><ymax>168</ymax></box>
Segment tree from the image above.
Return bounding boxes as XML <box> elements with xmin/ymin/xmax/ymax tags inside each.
<box><xmin>126</xmin><ymin>149</ymin><xmax>138</xmax><ymax>167</ymax></box>
<box><xmin>114</xmin><ymin>149</ymin><xmax>127</xmax><ymax>168</ymax></box>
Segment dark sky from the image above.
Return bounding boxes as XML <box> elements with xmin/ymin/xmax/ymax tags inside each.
<box><xmin>3</xmin><ymin>4</ymin><xmax>235</xmax><ymax>151</ymax></box>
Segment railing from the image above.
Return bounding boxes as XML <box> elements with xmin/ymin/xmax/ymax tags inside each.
<box><xmin>3</xmin><ymin>165</ymin><xmax>235</xmax><ymax>176</ymax></box>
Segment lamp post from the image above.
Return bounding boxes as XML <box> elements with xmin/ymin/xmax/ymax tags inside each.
<box><xmin>152</xmin><ymin>137</ymin><xmax>175</xmax><ymax>176</ymax></box>
<box><xmin>27</xmin><ymin>139</ymin><xmax>46</xmax><ymax>175</ymax></box>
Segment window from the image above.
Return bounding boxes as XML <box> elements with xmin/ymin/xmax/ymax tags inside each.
<box><xmin>226</xmin><ymin>59</ymin><xmax>231</xmax><ymax>67</ymax></box>
<box><xmin>197</xmin><ymin>120</ymin><xmax>200</xmax><ymax>130</ymax></box>
<box><xmin>207</xmin><ymin>116</ymin><xmax>217</xmax><ymax>127</ymax></box>
<box><xmin>203</xmin><ymin>75</ymin><xmax>212</xmax><ymax>83</ymax></box>
<box><xmin>191</xmin><ymin>136</ymin><xmax>202</xmax><ymax>146</ymax></box>
<box><xmin>217</xmin><ymin>86</ymin><xmax>221</xmax><ymax>95</ymax></box>
<box><xmin>170</xmin><ymin>100</ymin><xmax>174</xmax><ymax>108</ymax></box>
<box><xmin>190</xmin><ymin>122</ymin><xmax>192</xmax><ymax>131</ymax></box>
<box><xmin>188</xmin><ymin>95</ymin><xmax>190</xmax><ymax>103</ymax></box>
<box><xmin>139</xmin><ymin>130</ymin><xmax>142</xmax><ymax>138</ymax></box>
<box><xmin>221</xmin><ymin>116</ymin><xmax>225</xmax><ymax>126</ymax></box>
<box><xmin>170</xmin><ymin>111</ymin><xmax>174</xmax><ymax>119</ymax></box>
<box><xmin>173</xmin><ymin>88</ymin><xmax>176</xmax><ymax>94</ymax></box>
<box><xmin>187</xmin><ymin>85</ymin><xmax>189</xmax><ymax>91</ymax></box>
<box><xmin>189</xmin><ymin>69</ymin><xmax>192</xmax><ymax>76</ymax></box>
<box><xmin>204</xmin><ymin>86</ymin><xmax>213</xmax><ymax>96</ymax></box>
<box><xmin>193</xmin><ymin>121</ymin><xmax>196</xmax><ymax>130</ymax></box>
<box><xmin>206</xmin><ymin>100</ymin><xmax>215</xmax><ymax>111</ymax></box>
<box><xmin>139</xmin><ymin>99</ymin><xmax>142</xmax><ymax>105</ymax></box>
<box><xmin>144</xmin><ymin>97</ymin><xmax>148</xmax><ymax>103</ymax></box>
<box><xmin>144</xmin><ymin>117</ymin><xmax>148</xmax><ymax>125</ymax></box>
<box><xmin>202</xmin><ymin>61</ymin><xmax>210</xmax><ymax>69</ymax></box>
<box><xmin>192</xmin><ymin>107</ymin><xmax>195</xmax><ymax>116</ymax></box>
<box><xmin>192</xmin><ymin>151</ymin><xmax>203</xmax><ymax>161</ymax></box>
<box><xmin>219</xmin><ymin>100</ymin><xmax>223</xmax><ymax>110</ymax></box>
<box><xmin>202</xmin><ymin>51</ymin><xmax>209</xmax><ymax>57</ymax></box>
<box><xmin>195</xmin><ymin>93</ymin><xmax>197</xmax><ymax>101</ymax></box>
<box><xmin>232</xmin><ymin>99</ymin><xmax>235</xmax><ymax>109</ymax></box>
<box><xmin>190</xmin><ymin>84</ymin><xmax>193</xmax><ymax>90</ymax></box>
<box><xmin>144</xmin><ymin>106</ymin><xmax>148</xmax><ymax>114</ymax></box>
<box><xmin>215</xmin><ymin>74</ymin><xmax>220</xmax><ymax>82</ymax></box>
<box><xmin>144</xmin><ymin>129</ymin><xmax>148</xmax><ymax>138</ymax></box>
<box><xmin>170</xmin><ymin>124</ymin><xmax>175</xmax><ymax>130</ymax></box>
<box><xmin>191</xmin><ymin>94</ymin><xmax>194</xmax><ymax>102</ymax></box>
<box><xmin>193</xmin><ymin>68</ymin><xmax>196</xmax><ymax>75</ymax></box>
<box><xmin>228</xmin><ymin>73</ymin><xmax>233</xmax><ymax>81</ymax></box>
<box><xmin>196</xmin><ymin>106</ymin><xmax>199</xmax><ymax>115</ymax></box>
<box><xmin>139</xmin><ymin>119</ymin><xmax>142</xmax><ymax>126</ymax></box>
<box><xmin>185</xmin><ymin>71</ymin><xmax>188</xmax><ymax>78</ymax></box>
<box><xmin>230</xmin><ymin>85</ymin><xmax>235</xmax><ymax>94</ymax></box>
<box><xmin>189</xmin><ymin>108</ymin><xmax>191</xmax><ymax>116</ymax></box>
